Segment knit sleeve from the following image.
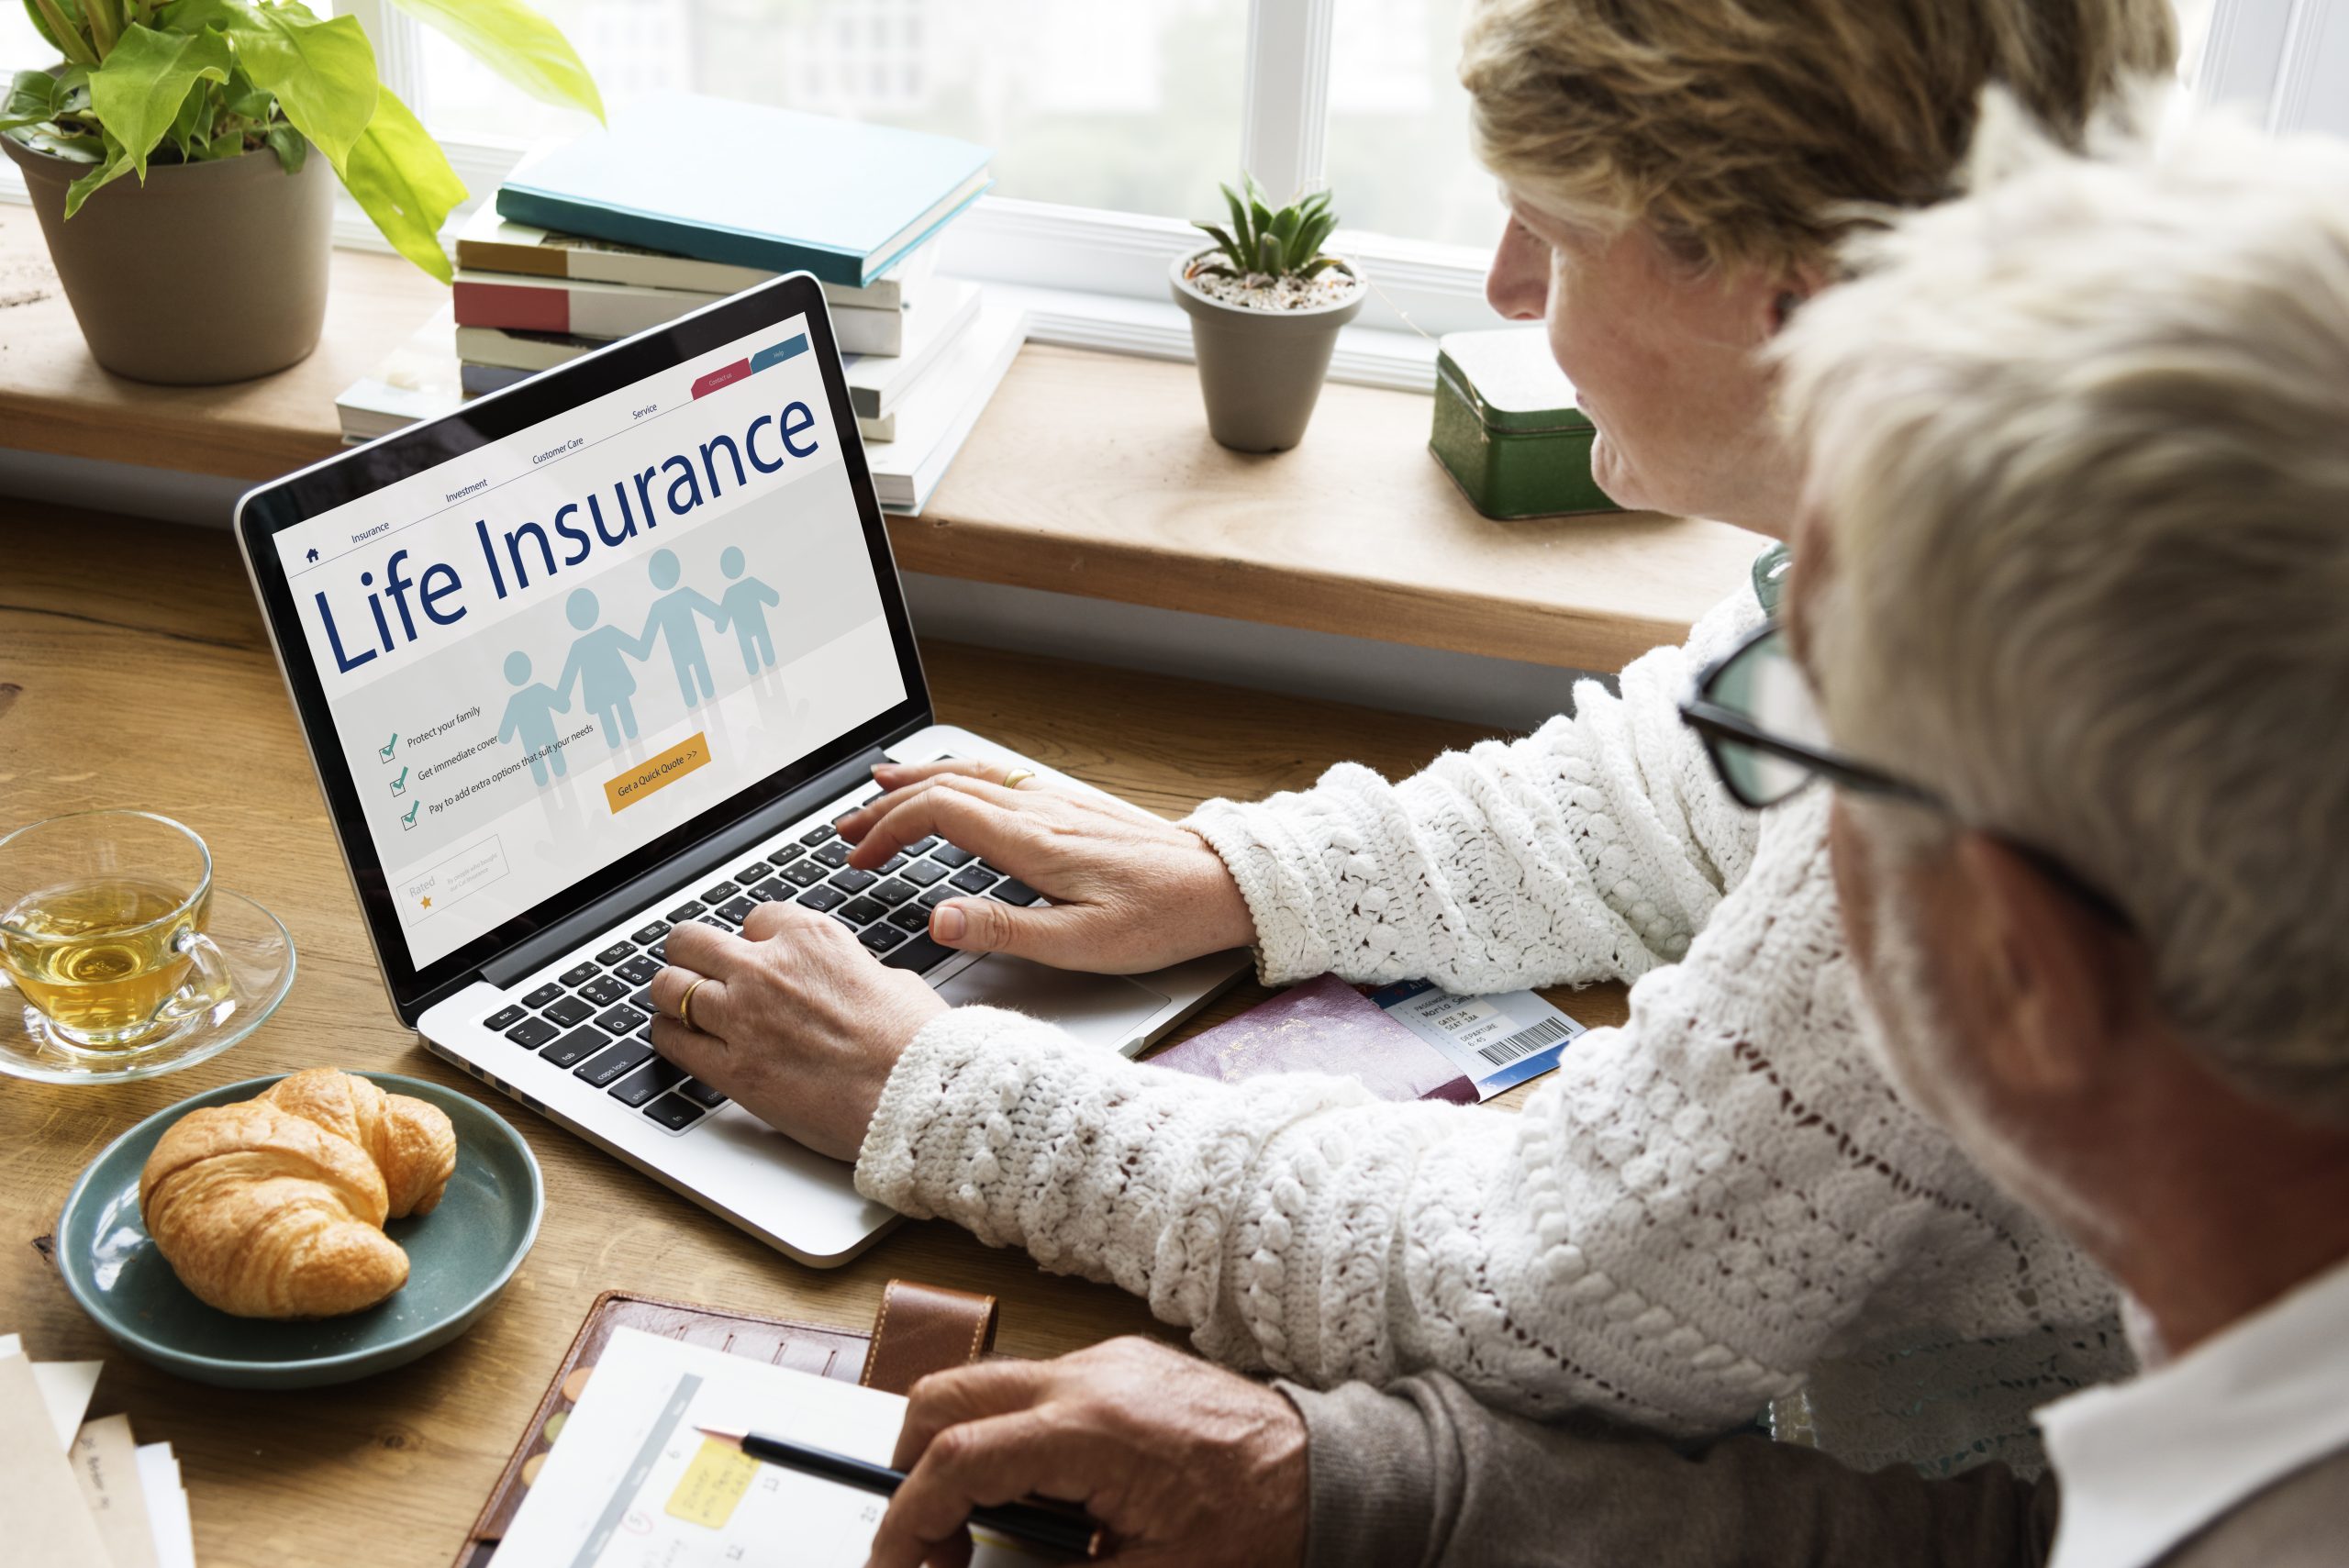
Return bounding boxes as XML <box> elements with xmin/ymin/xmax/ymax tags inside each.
<box><xmin>855</xmin><ymin>790</ymin><xmax>2113</xmax><ymax>1439</ymax></box>
<box><xmin>1185</xmin><ymin>588</ymin><xmax>1765</xmax><ymax>992</ymax></box>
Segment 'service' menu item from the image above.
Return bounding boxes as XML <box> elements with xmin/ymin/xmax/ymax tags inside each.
<box><xmin>273</xmin><ymin>315</ymin><xmax>906</xmax><ymax>968</ymax></box>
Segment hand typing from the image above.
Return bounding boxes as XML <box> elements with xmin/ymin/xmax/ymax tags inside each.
<box><xmin>866</xmin><ymin>1337</ymin><xmax>1308</xmax><ymax>1568</ymax></box>
<box><xmin>835</xmin><ymin>760</ymin><xmax>1258</xmax><ymax>975</ymax></box>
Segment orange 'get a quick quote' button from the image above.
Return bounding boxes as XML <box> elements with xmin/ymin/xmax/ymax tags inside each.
<box><xmin>604</xmin><ymin>732</ymin><xmax>711</xmax><ymax>814</ymax></box>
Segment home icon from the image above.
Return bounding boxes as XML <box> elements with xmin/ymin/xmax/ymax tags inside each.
<box><xmin>306</xmin><ymin>548</ymin><xmax>320</xmax><ymax>563</ymax></box>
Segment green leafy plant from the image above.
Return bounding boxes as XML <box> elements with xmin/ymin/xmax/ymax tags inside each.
<box><xmin>2</xmin><ymin>0</ymin><xmax>602</xmax><ymax>282</ymax></box>
<box><xmin>1192</xmin><ymin>173</ymin><xmax>1345</xmax><ymax>282</ymax></box>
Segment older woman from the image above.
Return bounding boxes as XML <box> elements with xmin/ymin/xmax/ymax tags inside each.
<box><xmin>649</xmin><ymin>0</ymin><xmax>2176</xmax><ymax>1469</ymax></box>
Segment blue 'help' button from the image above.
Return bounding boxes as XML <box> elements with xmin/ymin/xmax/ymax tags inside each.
<box><xmin>751</xmin><ymin>334</ymin><xmax>809</xmax><ymax>373</ymax></box>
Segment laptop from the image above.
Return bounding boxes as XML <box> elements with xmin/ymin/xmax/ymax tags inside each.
<box><xmin>234</xmin><ymin>272</ymin><xmax>1247</xmax><ymax>1267</ymax></box>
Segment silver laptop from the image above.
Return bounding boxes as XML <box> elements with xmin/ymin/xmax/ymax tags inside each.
<box><xmin>233</xmin><ymin>272</ymin><xmax>1245</xmax><ymax>1266</ymax></box>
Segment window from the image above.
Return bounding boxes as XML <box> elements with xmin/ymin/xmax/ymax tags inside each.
<box><xmin>1324</xmin><ymin>0</ymin><xmax>1501</xmax><ymax>250</ymax></box>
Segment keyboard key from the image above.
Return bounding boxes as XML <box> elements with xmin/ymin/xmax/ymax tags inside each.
<box><xmin>931</xmin><ymin>845</ymin><xmax>975</xmax><ymax>869</ymax></box>
<box><xmin>918</xmin><ymin>886</ymin><xmax>958</xmax><ymax>910</ymax></box>
<box><xmin>542</xmin><ymin>995</ymin><xmax>595</xmax><ymax>1029</ymax></box>
<box><xmin>859</xmin><ymin>924</ymin><xmax>909</xmax><ymax>953</ymax></box>
<box><xmin>610</xmin><ymin>1059</ymin><xmax>685</xmax><ymax>1106</ymax></box>
<box><xmin>837</xmin><ymin>896</ymin><xmax>887</xmax><ymax>926</ymax></box>
<box><xmin>579</xmin><ymin>974</ymin><xmax>630</xmax><ymax>1009</ymax></box>
<box><xmin>717</xmin><ymin>896</ymin><xmax>758</xmax><ymax>925</ymax></box>
<box><xmin>749</xmin><ymin>877</ymin><xmax>791</xmax><ymax>902</ymax></box>
<box><xmin>630</xmin><ymin>920</ymin><xmax>672</xmax><ymax>945</ymax></box>
<box><xmin>595</xmin><ymin>1004</ymin><xmax>647</xmax><ymax>1036</ymax></box>
<box><xmin>900</xmin><ymin>859</ymin><xmax>950</xmax><ymax>887</ymax></box>
<box><xmin>703</xmin><ymin>880</ymin><xmax>743</xmax><ymax>904</ymax></box>
<box><xmin>828</xmin><ymin>867</ymin><xmax>878</xmax><ymax>895</ymax></box>
<box><xmin>679</xmin><ymin>1077</ymin><xmax>729</xmax><ymax>1108</ymax></box>
<box><xmin>992</xmin><ymin>879</ymin><xmax>1041</xmax><ymax>906</ymax></box>
<box><xmin>666</xmin><ymin>900</ymin><xmax>707</xmax><ymax>923</ymax></box>
<box><xmin>558</xmin><ymin>962</ymin><xmax>601</xmax><ymax>987</ymax></box>
<box><xmin>797</xmin><ymin>884</ymin><xmax>848</xmax><ymax>912</ymax></box>
<box><xmin>734</xmin><ymin>860</ymin><xmax>772</xmax><ymax>880</ymax></box>
<box><xmin>905</xmin><ymin>836</ymin><xmax>940</xmax><ymax>855</ymax></box>
<box><xmin>575</xmin><ymin>1040</ymin><xmax>653</xmax><ymax>1087</ymax></box>
<box><xmin>869</xmin><ymin>878</ymin><xmax>918</xmax><ymax>907</ymax></box>
<box><xmin>540</xmin><ymin>1025</ymin><xmax>610</xmax><ymax>1069</ymax></box>
<box><xmin>618</xmin><ymin>955</ymin><xmax>662</xmax><ymax>985</ymax></box>
<box><xmin>950</xmin><ymin>864</ymin><xmax>1000</xmax><ymax>895</ymax></box>
<box><xmin>780</xmin><ymin>859</ymin><xmax>829</xmax><ymax>888</ymax></box>
<box><xmin>643</xmin><ymin>1093</ymin><xmax>707</xmax><ymax>1131</ymax></box>
<box><xmin>812</xmin><ymin>841</ymin><xmax>852</xmax><ymax>868</ymax></box>
<box><xmin>505</xmin><ymin>1017</ymin><xmax>559</xmax><ymax>1050</ymax></box>
<box><xmin>483</xmin><ymin>1004</ymin><xmax>527</xmax><ymax>1031</ymax></box>
<box><xmin>881</xmin><ymin>853</ymin><xmax>908</xmax><ymax>873</ymax></box>
<box><xmin>630</xmin><ymin>987</ymin><xmax>655</xmax><ymax>1013</ymax></box>
<box><xmin>799</xmin><ymin>824</ymin><xmax>837</xmax><ymax>847</ymax></box>
<box><xmin>829</xmin><ymin>911</ymin><xmax>861</xmax><ymax>932</ymax></box>
<box><xmin>771</xmin><ymin>842</ymin><xmax>807</xmax><ymax>865</ymax></box>
<box><xmin>882</xmin><ymin>935</ymin><xmax>955</xmax><ymax>973</ymax></box>
<box><xmin>519</xmin><ymin>983</ymin><xmax>565</xmax><ymax>1009</ymax></box>
<box><xmin>699</xmin><ymin>913</ymin><xmax>734</xmax><ymax>931</ymax></box>
<box><xmin>595</xmin><ymin>940</ymin><xmax>636</xmax><ymax>966</ymax></box>
<box><xmin>888</xmin><ymin>906</ymin><xmax>932</xmax><ymax>933</ymax></box>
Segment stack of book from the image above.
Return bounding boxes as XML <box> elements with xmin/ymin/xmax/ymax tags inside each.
<box><xmin>338</xmin><ymin>92</ymin><xmax>1030</xmax><ymax>513</ymax></box>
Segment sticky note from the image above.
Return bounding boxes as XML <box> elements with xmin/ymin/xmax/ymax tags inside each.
<box><xmin>663</xmin><ymin>1437</ymin><xmax>761</xmax><ymax>1529</ymax></box>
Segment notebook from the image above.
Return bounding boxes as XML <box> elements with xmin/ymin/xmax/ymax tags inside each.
<box><xmin>496</xmin><ymin>94</ymin><xmax>993</xmax><ymax>287</ymax></box>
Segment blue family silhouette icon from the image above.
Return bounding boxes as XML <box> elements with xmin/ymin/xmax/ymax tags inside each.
<box><xmin>556</xmin><ymin>587</ymin><xmax>645</xmax><ymax>747</ymax></box>
<box><xmin>498</xmin><ymin>651</ymin><xmax>573</xmax><ymax>785</ymax></box>
<box><xmin>639</xmin><ymin>549</ymin><xmax>727</xmax><ymax>706</ymax></box>
<box><xmin>717</xmin><ymin>546</ymin><xmax>782</xmax><ymax>675</ymax></box>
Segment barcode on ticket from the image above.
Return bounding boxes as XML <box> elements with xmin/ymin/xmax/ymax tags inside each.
<box><xmin>1476</xmin><ymin>1015</ymin><xmax>1570</xmax><ymax>1066</ymax></box>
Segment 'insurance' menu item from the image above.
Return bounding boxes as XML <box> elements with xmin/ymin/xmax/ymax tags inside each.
<box><xmin>273</xmin><ymin>318</ymin><xmax>906</xmax><ymax>969</ymax></box>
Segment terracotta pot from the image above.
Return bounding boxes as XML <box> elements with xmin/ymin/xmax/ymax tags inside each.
<box><xmin>2</xmin><ymin>134</ymin><xmax>333</xmax><ymax>384</ymax></box>
<box><xmin>1169</xmin><ymin>250</ymin><xmax>1365</xmax><ymax>453</ymax></box>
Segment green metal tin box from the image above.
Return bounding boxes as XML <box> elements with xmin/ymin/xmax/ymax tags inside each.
<box><xmin>1429</xmin><ymin>328</ymin><xmax>1622</xmax><ymax>519</ymax></box>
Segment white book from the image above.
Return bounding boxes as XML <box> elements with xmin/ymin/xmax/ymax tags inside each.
<box><xmin>452</xmin><ymin>270</ymin><xmax>907</xmax><ymax>356</ymax></box>
<box><xmin>841</xmin><ymin>275</ymin><xmax>977</xmax><ymax>420</ymax></box>
<box><xmin>863</xmin><ymin>298</ymin><xmax>1029</xmax><ymax>515</ymax></box>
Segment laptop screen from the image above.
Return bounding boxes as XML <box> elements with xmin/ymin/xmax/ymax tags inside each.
<box><xmin>265</xmin><ymin>307</ymin><xmax>907</xmax><ymax>973</ymax></box>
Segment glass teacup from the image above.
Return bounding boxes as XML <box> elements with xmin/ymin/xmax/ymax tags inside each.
<box><xmin>0</xmin><ymin>811</ymin><xmax>234</xmax><ymax>1051</ymax></box>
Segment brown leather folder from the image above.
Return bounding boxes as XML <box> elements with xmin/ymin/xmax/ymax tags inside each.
<box><xmin>453</xmin><ymin>1279</ymin><xmax>999</xmax><ymax>1567</ymax></box>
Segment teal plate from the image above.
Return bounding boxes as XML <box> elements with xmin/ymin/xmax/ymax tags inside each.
<box><xmin>55</xmin><ymin>1072</ymin><xmax>543</xmax><ymax>1389</ymax></box>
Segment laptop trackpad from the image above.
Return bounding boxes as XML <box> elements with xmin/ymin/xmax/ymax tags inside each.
<box><xmin>937</xmin><ymin>956</ymin><xmax>1170</xmax><ymax>1051</ymax></box>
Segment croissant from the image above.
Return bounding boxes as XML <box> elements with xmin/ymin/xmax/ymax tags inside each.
<box><xmin>138</xmin><ymin>1069</ymin><xmax>458</xmax><ymax>1318</ymax></box>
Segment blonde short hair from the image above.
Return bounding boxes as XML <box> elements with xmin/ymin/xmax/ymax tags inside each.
<box><xmin>1782</xmin><ymin>104</ymin><xmax>2349</xmax><ymax>1122</ymax></box>
<box><xmin>1461</xmin><ymin>0</ymin><xmax>2176</xmax><ymax>273</ymax></box>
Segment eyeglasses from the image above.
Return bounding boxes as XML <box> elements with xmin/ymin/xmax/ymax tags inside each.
<box><xmin>1678</xmin><ymin>620</ymin><xmax>2132</xmax><ymax>926</ymax></box>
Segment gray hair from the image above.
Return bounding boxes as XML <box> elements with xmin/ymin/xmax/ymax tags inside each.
<box><xmin>1779</xmin><ymin>95</ymin><xmax>2349</xmax><ymax>1123</ymax></box>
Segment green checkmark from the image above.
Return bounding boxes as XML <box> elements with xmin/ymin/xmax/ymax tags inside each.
<box><xmin>379</xmin><ymin>731</ymin><xmax>399</xmax><ymax>762</ymax></box>
<box><xmin>391</xmin><ymin>765</ymin><xmax>410</xmax><ymax>794</ymax></box>
<box><xmin>402</xmin><ymin>801</ymin><xmax>420</xmax><ymax>827</ymax></box>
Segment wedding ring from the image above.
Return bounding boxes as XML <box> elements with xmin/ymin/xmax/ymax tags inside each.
<box><xmin>678</xmin><ymin>975</ymin><xmax>708</xmax><ymax>1033</ymax></box>
<box><xmin>1002</xmin><ymin>768</ymin><xmax>1035</xmax><ymax>790</ymax></box>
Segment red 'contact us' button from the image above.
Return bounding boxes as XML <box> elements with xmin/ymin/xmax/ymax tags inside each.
<box><xmin>690</xmin><ymin>360</ymin><xmax>753</xmax><ymax>398</ymax></box>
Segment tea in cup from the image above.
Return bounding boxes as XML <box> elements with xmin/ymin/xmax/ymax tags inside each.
<box><xmin>0</xmin><ymin>811</ymin><xmax>233</xmax><ymax>1051</ymax></box>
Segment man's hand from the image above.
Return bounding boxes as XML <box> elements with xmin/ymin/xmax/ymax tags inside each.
<box><xmin>834</xmin><ymin>761</ymin><xmax>1258</xmax><ymax>975</ymax></box>
<box><xmin>647</xmin><ymin>903</ymin><xmax>947</xmax><ymax>1160</ymax></box>
<box><xmin>868</xmin><ymin>1337</ymin><xmax>1308</xmax><ymax>1568</ymax></box>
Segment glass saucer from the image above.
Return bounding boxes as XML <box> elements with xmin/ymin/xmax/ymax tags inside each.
<box><xmin>0</xmin><ymin>890</ymin><xmax>295</xmax><ymax>1084</ymax></box>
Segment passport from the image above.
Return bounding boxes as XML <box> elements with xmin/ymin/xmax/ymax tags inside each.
<box><xmin>1145</xmin><ymin>973</ymin><xmax>1478</xmax><ymax>1105</ymax></box>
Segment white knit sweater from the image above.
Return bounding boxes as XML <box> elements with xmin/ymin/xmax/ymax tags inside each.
<box><xmin>855</xmin><ymin>585</ymin><xmax>2125</xmax><ymax>1470</ymax></box>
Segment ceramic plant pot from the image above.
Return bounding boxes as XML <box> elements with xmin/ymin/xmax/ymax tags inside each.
<box><xmin>3</xmin><ymin>133</ymin><xmax>333</xmax><ymax>384</ymax></box>
<box><xmin>1169</xmin><ymin>250</ymin><xmax>1365</xmax><ymax>453</ymax></box>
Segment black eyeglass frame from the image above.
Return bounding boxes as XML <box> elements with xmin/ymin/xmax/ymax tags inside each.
<box><xmin>1677</xmin><ymin>620</ymin><xmax>2132</xmax><ymax>929</ymax></box>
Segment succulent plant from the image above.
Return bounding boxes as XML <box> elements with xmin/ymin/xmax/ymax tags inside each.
<box><xmin>1193</xmin><ymin>173</ymin><xmax>1345</xmax><ymax>282</ymax></box>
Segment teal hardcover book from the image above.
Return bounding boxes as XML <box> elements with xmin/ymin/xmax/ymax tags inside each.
<box><xmin>495</xmin><ymin>93</ymin><xmax>992</xmax><ymax>287</ymax></box>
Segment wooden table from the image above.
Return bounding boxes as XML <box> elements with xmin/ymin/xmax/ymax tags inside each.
<box><xmin>0</xmin><ymin>499</ymin><xmax>1630</xmax><ymax>1568</ymax></box>
<box><xmin>0</xmin><ymin>206</ymin><xmax>1761</xmax><ymax>673</ymax></box>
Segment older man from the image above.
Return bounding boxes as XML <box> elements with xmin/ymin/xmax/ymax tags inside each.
<box><xmin>855</xmin><ymin>107</ymin><xmax>2349</xmax><ymax>1568</ymax></box>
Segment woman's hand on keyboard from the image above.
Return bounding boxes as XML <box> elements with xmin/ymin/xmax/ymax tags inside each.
<box><xmin>648</xmin><ymin>905</ymin><xmax>947</xmax><ymax>1160</ymax></box>
<box><xmin>832</xmin><ymin>760</ymin><xmax>1257</xmax><ymax>973</ymax></box>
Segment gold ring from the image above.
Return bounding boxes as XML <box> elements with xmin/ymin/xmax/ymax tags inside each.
<box><xmin>678</xmin><ymin>975</ymin><xmax>707</xmax><ymax>1033</ymax></box>
<box><xmin>1001</xmin><ymin>768</ymin><xmax>1035</xmax><ymax>790</ymax></box>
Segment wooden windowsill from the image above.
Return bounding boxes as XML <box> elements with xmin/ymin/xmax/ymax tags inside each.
<box><xmin>0</xmin><ymin>205</ymin><xmax>1763</xmax><ymax>672</ymax></box>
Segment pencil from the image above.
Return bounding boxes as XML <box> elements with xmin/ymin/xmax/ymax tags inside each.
<box><xmin>695</xmin><ymin>1425</ymin><xmax>1097</xmax><ymax>1557</ymax></box>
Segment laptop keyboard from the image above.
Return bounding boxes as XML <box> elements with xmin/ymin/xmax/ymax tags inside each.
<box><xmin>475</xmin><ymin>808</ymin><xmax>1041</xmax><ymax>1134</ymax></box>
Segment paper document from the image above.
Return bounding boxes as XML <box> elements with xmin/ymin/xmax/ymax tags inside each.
<box><xmin>496</xmin><ymin>1328</ymin><xmax>1060</xmax><ymax>1568</ymax></box>
<box><xmin>1370</xmin><ymin>981</ymin><xmax>1587</xmax><ymax>1099</ymax></box>
<box><xmin>0</xmin><ymin>1331</ymin><xmax>102</xmax><ymax>1446</ymax></box>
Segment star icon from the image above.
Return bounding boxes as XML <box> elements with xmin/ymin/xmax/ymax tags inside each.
<box><xmin>420</xmin><ymin>895</ymin><xmax>433</xmax><ymax>910</ymax></box>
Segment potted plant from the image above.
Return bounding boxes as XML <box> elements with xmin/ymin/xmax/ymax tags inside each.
<box><xmin>1170</xmin><ymin>175</ymin><xmax>1365</xmax><ymax>452</ymax></box>
<box><xmin>2</xmin><ymin>0</ymin><xmax>600</xmax><ymax>384</ymax></box>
